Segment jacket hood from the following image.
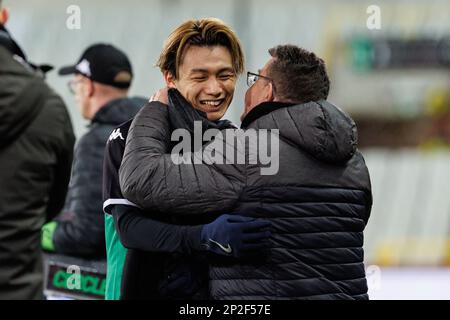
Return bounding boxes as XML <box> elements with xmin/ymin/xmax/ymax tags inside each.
<box><xmin>92</xmin><ymin>96</ymin><xmax>147</xmax><ymax>126</ymax></box>
<box><xmin>242</xmin><ymin>100</ymin><xmax>358</xmax><ymax>164</ymax></box>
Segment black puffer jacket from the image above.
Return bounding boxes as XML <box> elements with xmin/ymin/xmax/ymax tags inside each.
<box><xmin>0</xmin><ymin>31</ymin><xmax>75</xmax><ymax>299</ymax></box>
<box><xmin>119</xmin><ymin>91</ymin><xmax>372</xmax><ymax>300</ymax></box>
<box><xmin>53</xmin><ymin>97</ymin><xmax>145</xmax><ymax>257</ymax></box>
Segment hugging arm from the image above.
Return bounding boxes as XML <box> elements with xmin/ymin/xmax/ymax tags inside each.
<box><xmin>118</xmin><ymin>101</ymin><xmax>242</xmax><ymax>216</ymax></box>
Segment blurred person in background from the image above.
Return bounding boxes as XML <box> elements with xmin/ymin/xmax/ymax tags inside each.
<box><xmin>0</xmin><ymin>0</ymin><xmax>75</xmax><ymax>299</ymax></box>
<box><xmin>121</xmin><ymin>44</ymin><xmax>373</xmax><ymax>299</ymax></box>
<box><xmin>41</xmin><ymin>44</ymin><xmax>145</xmax><ymax>258</ymax></box>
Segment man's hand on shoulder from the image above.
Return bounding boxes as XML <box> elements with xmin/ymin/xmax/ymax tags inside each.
<box><xmin>149</xmin><ymin>87</ymin><xmax>169</xmax><ymax>105</ymax></box>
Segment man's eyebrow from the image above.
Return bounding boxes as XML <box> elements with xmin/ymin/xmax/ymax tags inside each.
<box><xmin>189</xmin><ymin>67</ymin><xmax>235</xmax><ymax>74</ymax></box>
<box><xmin>189</xmin><ymin>68</ymin><xmax>209</xmax><ymax>74</ymax></box>
<box><xmin>218</xmin><ymin>67</ymin><xmax>235</xmax><ymax>73</ymax></box>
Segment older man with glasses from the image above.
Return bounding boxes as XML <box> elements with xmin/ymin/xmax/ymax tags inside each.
<box><xmin>120</xmin><ymin>44</ymin><xmax>372</xmax><ymax>300</ymax></box>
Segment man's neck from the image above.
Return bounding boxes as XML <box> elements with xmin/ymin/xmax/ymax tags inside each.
<box><xmin>89</xmin><ymin>94</ymin><xmax>127</xmax><ymax>120</ymax></box>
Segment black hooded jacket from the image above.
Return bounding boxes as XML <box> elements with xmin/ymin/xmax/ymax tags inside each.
<box><xmin>52</xmin><ymin>97</ymin><xmax>145</xmax><ymax>257</ymax></box>
<box><xmin>119</xmin><ymin>90</ymin><xmax>372</xmax><ymax>300</ymax></box>
<box><xmin>0</xmin><ymin>25</ymin><xmax>75</xmax><ymax>300</ymax></box>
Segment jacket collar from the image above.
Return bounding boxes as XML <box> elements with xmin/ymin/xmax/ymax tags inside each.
<box><xmin>0</xmin><ymin>24</ymin><xmax>27</xmax><ymax>62</ymax></box>
<box><xmin>0</xmin><ymin>24</ymin><xmax>53</xmax><ymax>74</ymax></box>
<box><xmin>90</xmin><ymin>97</ymin><xmax>146</xmax><ymax>126</ymax></box>
<box><xmin>240</xmin><ymin>101</ymin><xmax>295</xmax><ymax>129</ymax></box>
<box><xmin>167</xmin><ymin>88</ymin><xmax>236</xmax><ymax>132</ymax></box>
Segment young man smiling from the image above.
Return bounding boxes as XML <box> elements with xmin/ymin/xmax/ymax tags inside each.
<box><xmin>156</xmin><ymin>18</ymin><xmax>244</xmax><ymax>120</ymax></box>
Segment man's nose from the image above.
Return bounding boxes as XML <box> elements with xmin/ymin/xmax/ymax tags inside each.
<box><xmin>204</xmin><ymin>77</ymin><xmax>223</xmax><ymax>96</ymax></box>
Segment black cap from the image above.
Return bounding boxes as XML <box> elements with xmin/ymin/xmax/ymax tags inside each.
<box><xmin>58</xmin><ymin>43</ymin><xmax>133</xmax><ymax>89</ymax></box>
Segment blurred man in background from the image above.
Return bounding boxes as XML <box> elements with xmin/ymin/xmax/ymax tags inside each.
<box><xmin>0</xmin><ymin>0</ymin><xmax>75</xmax><ymax>299</ymax></box>
<box><xmin>41</xmin><ymin>44</ymin><xmax>145</xmax><ymax>258</ymax></box>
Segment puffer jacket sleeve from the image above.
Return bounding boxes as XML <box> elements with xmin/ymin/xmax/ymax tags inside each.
<box><xmin>53</xmin><ymin>128</ymin><xmax>106</xmax><ymax>256</ymax></box>
<box><xmin>45</xmin><ymin>93</ymin><xmax>75</xmax><ymax>221</ymax></box>
<box><xmin>119</xmin><ymin>102</ymin><xmax>242</xmax><ymax>216</ymax></box>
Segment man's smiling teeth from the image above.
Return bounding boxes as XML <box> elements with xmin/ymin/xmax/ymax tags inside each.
<box><xmin>200</xmin><ymin>99</ymin><xmax>223</xmax><ymax>106</ymax></box>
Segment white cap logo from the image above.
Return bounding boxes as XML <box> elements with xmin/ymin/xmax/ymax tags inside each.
<box><xmin>75</xmin><ymin>59</ymin><xmax>91</xmax><ymax>77</ymax></box>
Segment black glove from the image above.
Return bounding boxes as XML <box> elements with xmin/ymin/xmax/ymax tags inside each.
<box><xmin>200</xmin><ymin>214</ymin><xmax>271</xmax><ymax>258</ymax></box>
<box><xmin>159</xmin><ymin>256</ymin><xmax>209</xmax><ymax>299</ymax></box>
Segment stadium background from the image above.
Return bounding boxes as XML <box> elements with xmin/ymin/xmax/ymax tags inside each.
<box><xmin>5</xmin><ymin>0</ymin><xmax>450</xmax><ymax>299</ymax></box>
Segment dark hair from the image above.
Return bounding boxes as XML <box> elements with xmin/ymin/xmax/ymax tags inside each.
<box><xmin>268</xmin><ymin>45</ymin><xmax>330</xmax><ymax>103</ymax></box>
<box><xmin>157</xmin><ymin>18</ymin><xmax>244</xmax><ymax>79</ymax></box>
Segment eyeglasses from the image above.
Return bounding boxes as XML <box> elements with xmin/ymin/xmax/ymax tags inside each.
<box><xmin>247</xmin><ymin>72</ymin><xmax>275</xmax><ymax>92</ymax></box>
<box><xmin>67</xmin><ymin>79</ymin><xmax>83</xmax><ymax>94</ymax></box>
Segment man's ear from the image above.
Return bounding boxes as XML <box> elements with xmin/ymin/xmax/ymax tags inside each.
<box><xmin>87</xmin><ymin>79</ymin><xmax>95</xmax><ymax>97</ymax></box>
<box><xmin>163</xmin><ymin>71</ymin><xmax>177</xmax><ymax>89</ymax></box>
<box><xmin>267</xmin><ymin>82</ymin><xmax>276</xmax><ymax>102</ymax></box>
<box><xmin>0</xmin><ymin>8</ymin><xmax>10</xmax><ymax>25</ymax></box>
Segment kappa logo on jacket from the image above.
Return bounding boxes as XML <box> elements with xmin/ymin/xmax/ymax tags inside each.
<box><xmin>109</xmin><ymin>128</ymin><xmax>124</xmax><ymax>141</ymax></box>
